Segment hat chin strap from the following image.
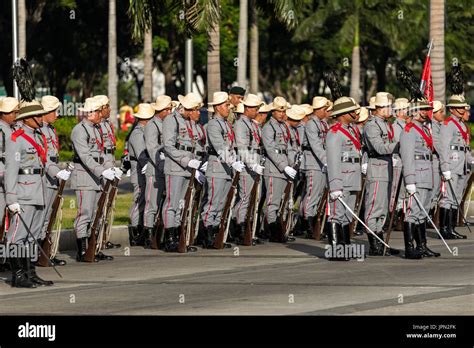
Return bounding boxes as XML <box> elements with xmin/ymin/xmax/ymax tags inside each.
<box><xmin>33</xmin><ymin>118</ymin><xmax>43</xmax><ymax>129</ymax></box>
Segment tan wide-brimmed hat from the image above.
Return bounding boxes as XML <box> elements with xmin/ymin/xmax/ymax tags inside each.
<box><xmin>271</xmin><ymin>96</ymin><xmax>290</xmax><ymax>111</ymax></box>
<box><xmin>327</xmin><ymin>100</ymin><xmax>333</xmax><ymax>111</ymax></box>
<box><xmin>134</xmin><ymin>103</ymin><xmax>155</xmax><ymax>120</ymax></box>
<box><xmin>393</xmin><ymin>98</ymin><xmax>410</xmax><ymax>111</ymax></box>
<box><xmin>375</xmin><ymin>92</ymin><xmax>393</xmax><ymax>107</ymax></box>
<box><xmin>446</xmin><ymin>94</ymin><xmax>469</xmax><ymax>108</ymax></box>
<box><xmin>94</xmin><ymin>95</ymin><xmax>109</xmax><ymax>107</ymax></box>
<box><xmin>208</xmin><ymin>91</ymin><xmax>229</xmax><ymax>106</ymax></box>
<box><xmin>151</xmin><ymin>95</ymin><xmax>175</xmax><ymax>112</ymax></box>
<box><xmin>242</xmin><ymin>94</ymin><xmax>264</xmax><ymax>107</ymax></box>
<box><xmin>367</xmin><ymin>96</ymin><xmax>376</xmax><ymax>110</ymax></box>
<box><xmin>286</xmin><ymin>105</ymin><xmax>306</xmax><ymax>121</ymax></box>
<box><xmin>356</xmin><ymin>107</ymin><xmax>369</xmax><ymax>123</ymax></box>
<box><xmin>300</xmin><ymin>104</ymin><xmax>313</xmax><ymax>115</ymax></box>
<box><xmin>432</xmin><ymin>100</ymin><xmax>444</xmax><ymax>113</ymax></box>
<box><xmin>330</xmin><ymin>97</ymin><xmax>360</xmax><ymax>117</ymax></box>
<box><xmin>0</xmin><ymin>97</ymin><xmax>19</xmax><ymax>113</ymax></box>
<box><xmin>312</xmin><ymin>96</ymin><xmax>330</xmax><ymax>110</ymax></box>
<box><xmin>235</xmin><ymin>103</ymin><xmax>244</xmax><ymax>114</ymax></box>
<box><xmin>408</xmin><ymin>100</ymin><xmax>434</xmax><ymax>114</ymax></box>
<box><xmin>41</xmin><ymin>95</ymin><xmax>61</xmax><ymax>112</ymax></box>
<box><xmin>16</xmin><ymin>100</ymin><xmax>49</xmax><ymax>121</ymax></box>
<box><xmin>258</xmin><ymin>103</ymin><xmax>272</xmax><ymax>113</ymax></box>
<box><xmin>178</xmin><ymin>93</ymin><xmax>204</xmax><ymax>109</ymax></box>
<box><xmin>78</xmin><ymin>97</ymin><xmax>102</xmax><ymax>113</ymax></box>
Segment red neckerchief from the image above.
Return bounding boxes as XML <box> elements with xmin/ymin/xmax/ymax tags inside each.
<box><xmin>445</xmin><ymin>116</ymin><xmax>469</xmax><ymax>144</ymax></box>
<box><xmin>351</xmin><ymin>124</ymin><xmax>361</xmax><ymax>140</ymax></box>
<box><xmin>387</xmin><ymin>122</ymin><xmax>394</xmax><ymax>141</ymax></box>
<box><xmin>48</xmin><ymin>125</ymin><xmax>60</xmax><ymax>151</ymax></box>
<box><xmin>293</xmin><ymin>127</ymin><xmax>301</xmax><ymax>146</ymax></box>
<box><xmin>11</xmin><ymin>129</ymin><xmax>47</xmax><ymax>165</ymax></box>
<box><xmin>405</xmin><ymin>122</ymin><xmax>433</xmax><ymax>150</ymax></box>
<box><xmin>105</xmin><ymin>121</ymin><xmax>116</xmax><ymax>146</ymax></box>
<box><xmin>251</xmin><ymin>120</ymin><xmax>261</xmax><ymax>145</ymax></box>
<box><xmin>321</xmin><ymin>120</ymin><xmax>329</xmax><ymax>133</ymax></box>
<box><xmin>280</xmin><ymin>123</ymin><xmax>290</xmax><ymax>143</ymax></box>
<box><xmin>330</xmin><ymin>122</ymin><xmax>361</xmax><ymax>151</ymax></box>
<box><xmin>226</xmin><ymin>120</ymin><xmax>235</xmax><ymax>144</ymax></box>
<box><xmin>198</xmin><ymin>123</ymin><xmax>206</xmax><ymax>145</ymax></box>
<box><xmin>185</xmin><ymin>120</ymin><xmax>194</xmax><ymax>140</ymax></box>
<box><xmin>93</xmin><ymin>124</ymin><xmax>105</xmax><ymax>151</ymax></box>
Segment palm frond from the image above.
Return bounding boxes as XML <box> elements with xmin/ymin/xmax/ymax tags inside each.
<box><xmin>267</xmin><ymin>0</ymin><xmax>302</xmax><ymax>29</ymax></box>
<box><xmin>447</xmin><ymin>64</ymin><xmax>464</xmax><ymax>95</ymax></box>
<box><xmin>12</xmin><ymin>58</ymin><xmax>35</xmax><ymax>102</ymax></box>
<box><xmin>396</xmin><ymin>65</ymin><xmax>424</xmax><ymax>101</ymax></box>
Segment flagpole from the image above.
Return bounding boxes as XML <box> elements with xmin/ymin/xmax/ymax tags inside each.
<box><xmin>420</xmin><ymin>39</ymin><xmax>434</xmax><ymax>92</ymax></box>
<box><xmin>12</xmin><ymin>0</ymin><xmax>19</xmax><ymax>99</ymax></box>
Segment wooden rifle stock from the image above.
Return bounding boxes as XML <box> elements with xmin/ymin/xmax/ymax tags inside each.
<box><xmin>84</xmin><ymin>180</ymin><xmax>111</xmax><ymax>262</ymax></box>
<box><xmin>0</xmin><ymin>208</ymin><xmax>7</xmax><ymax>243</ymax></box>
<box><xmin>214</xmin><ymin>172</ymin><xmax>240</xmax><ymax>249</ymax></box>
<box><xmin>244</xmin><ymin>174</ymin><xmax>261</xmax><ymax>246</ymax></box>
<box><xmin>150</xmin><ymin>195</ymin><xmax>164</xmax><ymax>249</ymax></box>
<box><xmin>313</xmin><ymin>188</ymin><xmax>328</xmax><ymax>240</ymax></box>
<box><xmin>458</xmin><ymin>172</ymin><xmax>474</xmax><ymax>226</ymax></box>
<box><xmin>101</xmin><ymin>177</ymin><xmax>119</xmax><ymax>248</ymax></box>
<box><xmin>178</xmin><ymin>169</ymin><xmax>196</xmax><ymax>253</ymax></box>
<box><xmin>384</xmin><ymin>170</ymin><xmax>403</xmax><ymax>251</ymax></box>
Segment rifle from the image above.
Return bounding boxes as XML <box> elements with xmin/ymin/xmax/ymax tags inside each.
<box><xmin>383</xmin><ymin>169</ymin><xmax>404</xmax><ymax>254</ymax></box>
<box><xmin>178</xmin><ymin>169</ymin><xmax>197</xmax><ymax>253</ymax></box>
<box><xmin>313</xmin><ymin>187</ymin><xmax>328</xmax><ymax>240</ymax></box>
<box><xmin>214</xmin><ymin>172</ymin><xmax>240</xmax><ymax>249</ymax></box>
<box><xmin>458</xmin><ymin>171</ymin><xmax>474</xmax><ymax>226</ymax></box>
<box><xmin>350</xmin><ymin>174</ymin><xmax>366</xmax><ymax>236</ymax></box>
<box><xmin>277</xmin><ymin>152</ymin><xmax>303</xmax><ymax>241</ymax></box>
<box><xmin>151</xmin><ymin>192</ymin><xmax>166</xmax><ymax>249</ymax></box>
<box><xmin>243</xmin><ymin>157</ymin><xmax>266</xmax><ymax>246</ymax></box>
<box><xmin>101</xmin><ymin>177</ymin><xmax>119</xmax><ymax>249</ymax></box>
<box><xmin>84</xmin><ymin>180</ymin><xmax>112</xmax><ymax>262</ymax></box>
<box><xmin>0</xmin><ymin>208</ymin><xmax>7</xmax><ymax>244</ymax></box>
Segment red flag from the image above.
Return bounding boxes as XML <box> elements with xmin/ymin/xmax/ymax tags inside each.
<box><xmin>420</xmin><ymin>49</ymin><xmax>434</xmax><ymax>118</ymax></box>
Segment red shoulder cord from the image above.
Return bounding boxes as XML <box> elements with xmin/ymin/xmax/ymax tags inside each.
<box><xmin>330</xmin><ymin>122</ymin><xmax>361</xmax><ymax>151</ymax></box>
<box><xmin>11</xmin><ymin>129</ymin><xmax>47</xmax><ymax>165</ymax></box>
<box><xmin>405</xmin><ymin>123</ymin><xmax>433</xmax><ymax>150</ymax></box>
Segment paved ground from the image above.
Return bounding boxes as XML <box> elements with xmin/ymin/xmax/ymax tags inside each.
<box><xmin>0</xmin><ymin>228</ymin><xmax>472</xmax><ymax>315</ymax></box>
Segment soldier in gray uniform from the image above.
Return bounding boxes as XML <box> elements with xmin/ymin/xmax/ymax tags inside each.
<box><xmin>141</xmin><ymin>96</ymin><xmax>174</xmax><ymax>247</ymax></box>
<box><xmin>400</xmin><ymin>101</ymin><xmax>439</xmax><ymax>258</ymax></box>
<box><xmin>300</xmin><ymin>97</ymin><xmax>331</xmax><ymax>239</ymax></box>
<box><xmin>201</xmin><ymin>92</ymin><xmax>245</xmax><ymax>247</ymax></box>
<box><xmin>127</xmin><ymin>104</ymin><xmax>154</xmax><ymax>247</ymax></box>
<box><xmin>163</xmin><ymin>93</ymin><xmax>206</xmax><ymax>251</ymax></box>
<box><xmin>430</xmin><ymin>101</ymin><xmax>444</xmax><ymax>214</ymax></box>
<box><xmin>362</xmin><ymin>92</ymin><xmax>398</xmax><ymax>255</ymax></box>
<box><xmin>5</xmin><ymin>100</ymin><xmax>52</xmax><ymax>287</ymax></box>
<box><xmin>325</xmin><ymin>97</ymin><xmax>361</xmax><ymax>261</ymax></box>
<box><xmin>438</xmin><ymin>95</ymin><xmax>472</xmax><ymax>239</ymax></box>
<box><xmin>232</xmin><ymin>94</ymin><xmax>264</xmax><ymax>244</ymax></box>
<box><xmin>39</xmin><ymin>96</ymin><xmax>70</xmax><ymax>266</ymax></box>
<box><xmin>71</xmin><ymin>98</ymin><xmax>119</xmax><ymax>262</ymax></box>
<box><xmin>262</xmin><ymin>96</ymin><xmax>297</xmax><ymax>242</ymax></box>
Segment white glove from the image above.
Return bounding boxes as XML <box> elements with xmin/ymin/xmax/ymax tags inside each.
<box><xmin>406</xmin><ymin>184</ymin><xmax>417</xmax><ymax>195</ymax></box>
<box><xmin>141</xmin><ymin>163</ymin><xmax>148</xmax><ymax>174</ymax></box>
<box><xmin>102</xmin><ymin>168</ymin><xmax>116</xmax><ymax>181</ymax></box>
<box><xmin>194</xmin><ymin>170</ymin><xmax>206</xmax><ymax>184</ymax></box>
<box><xmin>330</xmin><ymin>190</ymin><xmax>343</xmax><ymax>201</ymax></box>
<box><xmin>231</xmin><ymin>161</ymin><xmax>246</xmax><ymax>172</ymax></box>
<box><xmin>8</xmin><ymin>203</ymin><xmax>21</xmax><ymax>214</ymax></box>
<box><xmin>284</xmin><ymin>166</ymin><xmax>297</xmax><ymax>179</ymax></box>
<box><xmin>201</xmin><ymin>161</ymin><xmax>208</xmax><ymax>172</ymax></box>
<box><xmin>126</xmin><ymin>169</ymin><xmax>131</xmax><ymax>177</ymax></box>
<box><xmin>361</xmin><ymin>163</ymin><xmax>368</xmax><ymax>175</ymax></box>
<box><xmin>114</xmin><ymin>167</ymin><xmax>123</xmax><ymax>180</ymax></box>
<box><xmin>56</xmin><ymin>169</ymin><xmax>71</xmax><ymax>181</ymax></box>
<box><xmin>159</xmin><ymin>152</ymin><xmax>166</xmax><ymax>160</ymax></box>
<box><xmin>188</xmin><ymin>159</ymin><xmax>202</xmax><ymax>169</ymax></box>
<box><xmin>250</xmin><ymin>163</ymin><xmax>265</xmax><ymax>175</ymax></box>
<box><xmin>392</xmin><ymin>157</ymin><xmax>399</xmax><ymax>167</ymax></box>
<box><xmin>442</xmin><ymin>171</ymin><xmax>452</xmax><ymax>181</ymax></box>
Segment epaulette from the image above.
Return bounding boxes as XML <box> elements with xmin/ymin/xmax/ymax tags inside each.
<box><xmin>11</xmin><ymin>129</ymin><xmax>25</xmax><ymax>142</ymax></box>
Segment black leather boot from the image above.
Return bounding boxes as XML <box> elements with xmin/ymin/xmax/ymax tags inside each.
<box><xmin>143</xmin><ymin>227</ymin><xmax>154</xmax><ymax>249</ymax></box>
<box><xmin>104</xmin><ymin>241</ymin><xmax>121</xmax><ymax>249</ymax></box>
<box><xmin>439</xmin><ymin>208</ymin><xmax>452</xmax><ymax>239</ymax></box>
<box><xmin>449</xmin><ymin>208</ymin><xmax>467</xmax><ymax>239</ymax></box>
<box><xmin>10</xmin><ymin>257</ymin><xmax>36</xmax><ymax>288</ymax></box>
<box><xmin>163</xmin><ymin>228</ymin><xmax>178</xmax><ymax>252</ymax></box>
<box><xmin>327</xmin><ymin>222</ymin><xmax>348</xmax><ymax>261</ymax></box>
<box><xmin>367</xmin><ymin>232</ymin><xmax>379</xmax><ymax>256</ymax></box>
<box><xmin>27</xmin><ymin>258</ymin><xmax>53</xmax><ymax>286</ymax></box>
<box><xmin>268</xmin><ymin>222</ymin><xmax>282</xmax><ymax>242</ymax></box>
<box><xmin>304</xmin><ymin>217</ymin><xmax>314</xmax><ymax>239</ymax></box>
<box><xmin>76</xmin><ymin>238</ymin><xmax>87</xmax><ymax>262</ymax></box>
<box><xmin>293</xmin><ymin>216</ymin><xmax>306</xmax><ymax>236</ymax></box>
<box><xmin>97</xmin><ymin>251</ymin><xmax>114</xmax><ymax>261</ymax></box>
<box><xmin>375</xmin><ymin>232</ymin><xmax>385</xmax><ymax>256</ymax></box>
<box><xmin>233</xmin><ymin>224</ymin><xmax>245</xmax><ymax>245</ymax></box>
<box><xmin>418</xmin><ymin>222</ymin><xmax>440</xmax><ymax>257</ymax></box>
<box><xmin>128</xmin><ymin>226</ymin><xmax>142</xmax><ymax>246</ymax></box>
<box><xmin>341</xmin><ymin>224</ymin><xmax>351</xmax><ymax>245</ymax></box>
<box><xmin>403</xmin><ymin>222</ymin><xmax>422</xmax><ymax>259</ymax></box>
<box><xmin>51</xmin><ymin>257</ymin><xmax>67</xmax><ymax>266</ymax></box>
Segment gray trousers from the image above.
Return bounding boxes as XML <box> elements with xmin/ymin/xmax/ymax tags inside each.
<box><xmin>439</xmin><ymin>173</ymin><xmax>465</xmax><ymax>209</ymax></box>
<box><xmin>74</xmin><ymin>190</ymin><xmax>101</xmax><ymax>238</ymax></box>
<box><xmin>299</xmin><ymin>170</ymin><xmax>326</xmax><ymax>218</ymax></box>
<box><xmin>390</xmin><ymin>163</ymin><xmax>405</xmax><ymax>211</ymax></box>
<box><xmin>201</xmin><ymin>177</ymin><xmax>232</xmax><ymax>227</ymax></box>
<box><xmin>364</xmin><ymin>180</ymin><xmax>390</xmax><ymax>233</ymax></box>
<box><xmin>130</xmin><ymin>175</ymin><xmax>147</xmax><ymax>227</ymax></box>
<box><xmin>163</xmin><ymin>175</ymin><xmax>190</xmax><ymax>229</ymax></box>
<box><xmin>327</xmin><ymin>190</ymin><xmax>357</xmax><ymax>226</ymax></box>
<box><xmin>144</xmin><ymin>174</ymin><xmax>165</xmax><ymax>228</ymax></box>
<box><xmin>7</xmin><ymin>205</ymin><xmax>45</xmax><ymax>244</ymax></box>
<box><xmin>233</xmin><ymin>173</ymin><xmax>256</xmax><ymax>224</ymax></box>
<box><xmin>431</xmin><ymin>156</ymin><xmax>442</xmax><ymax>209</ymax></box>
<box><xmin>404</xmin><ymin>188</ymin><xmax>431</xmax><ymax>224</ymax></box>
<box><xmin>264</xmin><ymin>176</ymin><xmax>287</xmax><ymax>224</ymax></box>
<box><xmin>40</xmin><ymin>186</ymin><xmax>57</xmax><ymax>240</ymax></box>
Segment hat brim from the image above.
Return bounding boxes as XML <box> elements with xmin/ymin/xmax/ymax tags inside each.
<box><xmin>446</xmin><ymin>103</ymin><xmax>469</xmax><ymax>108</ymax></box>
<box><xmin>287</xmin><ymin>114</ymin><xmax>306</xmax><ymax>121</ymax></box>
<box><xmin>134</xmin><ymin>112</ymin><xmax>154</xmax><ymax>120</ymax></box>
<box><xmin>331</xmin><ymin>105</ymin><xmax>360</xmax><ymax>117</ymax></box>
<box><xmin>243</xmin><ymin>102</ymin><xmax>264</xmax><ymax>108</ymax></box>
<box><xmin>151</xmin><ymin>102</ymin><xmax>174</xmax><ymax>111</ymax></box>
<box><xmin>366</xmin><ymin>105</ymin><xmax>376</xmax><ymax>110</ymax></box>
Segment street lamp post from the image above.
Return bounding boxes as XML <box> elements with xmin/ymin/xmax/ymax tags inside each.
<box><xmin>12</xmin><ymin>0</ymin><xmax>19</xmax><ymax>98</ymax></box>
<box><xmin>185</xmin><ymin>38</ymin><xmax>193</xmax><ymax>94</ymax></box>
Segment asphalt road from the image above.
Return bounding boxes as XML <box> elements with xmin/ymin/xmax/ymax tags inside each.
<box><xmin>0</xmin><ymin>228</ymin><xmax>472</xmax><ymax>315</ymax></box>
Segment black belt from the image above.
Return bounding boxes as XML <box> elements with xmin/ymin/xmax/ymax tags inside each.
<box><xmin>368</xmin><ymin>154</ymin><xmax>391</xmax><ymax>159</ymax></box>
<box><xmin>341</xmin><ymin>157</ymin><xmax>360</xmax><ymax>163</ymax></box>
<box><xmin>208</xmin><ymin>147</ymin><xmax>219</xmax><ymax>156</ymax></box>
<box><xmin>129</xmin><ymin>156</ymin><xmax>138</xmax><ymax>161</ymax></box>
<box><xmin>73</xmin><ymin>157</ymin><xmax>104</xmax><ymax>164</ymax></box>
<box><xmin>275</xmin><ymin>149</ymin><xmax>288</xmax><ymax>155</ymax></box>
<box><xmin>175</xmin><ymin>144</ymin><xmax>194</xmax><ymax>152</ymax></box>
<box><xmin>49</xmin><ymin>156</ymin><xmax>58</xmax><ymax>163</ymax></box>
<box><xmin>195</xmin><ymin>151</ymin><xmax>206</xmax><ymax>157</ymax></box>
<box><xmin>235</xmin><ymin>147</ymin><xmax>262</xmax><ymax>155</ymax></box>
<box><xmin>19</xmin><ymin>168</ymin><xmax>44</xmax><ymax>175</ymax></box>
<box><xmin>450</xmin><ymin>145</ymin><xmax>468</xmax><ymax>151</ymax></box>
<box><xmin>415</xmin><ymin>154</ymin><xmax>433</xmax><ymax>161</ymax></box>
<box><xmin>104</xmin><ymin>148</ymin><xmax>115</xmax><ymax>155</ymax></box>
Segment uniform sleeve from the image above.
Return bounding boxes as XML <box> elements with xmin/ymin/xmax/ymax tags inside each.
<box><xmin>262</xmin><ymin>123</ymin><xmax>287</xmax><ymax>172</ymax></box>
<box><xmin>306</xmin><ymin>120</ymin><xmax>327</xmax><ymax>165</ymax></box>
<box><xmin>130</xmin><ymin>129</ymin><xmax>149</xmax><ymax>169</ymax></box>
<box><xmin>208</xmin><ymin>120</ymin><xmax>233</xmax><ymax>164</ymax></box>
<box><xmin>71</xmin><ymin>126</ymin><xmax>107</xmax><ymax>177</ymax></box>
<box><xmin>400</xmin><ymin>130</ymin><xmax>416</xmax><ymax>185</ymax></box>
<box><xmin>326</xmin><ymin>132</ymin><xmax>343</xmax><ymax>192</ymax></box>
<box><xmin>439</xmin><ymin>123</ymin><xmax>454</xmax><ymax>172</ymax></box>
<box><xmin>5</xmin><ymin>137</ymin><xmax>21</xmax><ymax>205</ymax></box>
<box><xmin>234</xmin><ymin>120</ymin><xmax>255</xmax><ymax>167</ymax></box>
<box><xmin>163</xmin><ymin>116</ymin><xmax>191</xmax><ymax>167</ymax></box>
<box><xmin>144</xmin><ymin>121</ymin><xmax>159</xmax><ymax>167</ymax></box>
<box><xmin>364</xmin><ymin>121</ymin><xmax>397</xmax><ymax>155</ymax></box>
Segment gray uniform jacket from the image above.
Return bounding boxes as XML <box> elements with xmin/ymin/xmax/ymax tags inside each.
<box><xmin>70</xmin><ymin>119</ymin><xmax>113</xmax><ymax>191</ymax></box>
<box><xmin>41</xmin><ymin>124</ymin><xmax>61</xmax><ymax>189</ymax></box>
<box><xmin>400</xmin><ymin>120</ymin><xmax>433</xmax><ymax>189</ymax></box>
<box><xmin>439</xmin><ymin>115</ymin><xmax>472</xmax><ymax>175</ymax></box>
<box><xmin>191</xmin><ymin>121</ymin><xmax>207</xmax><ymax>161</ymax></box>
<box><xmin>326</xmin><ymin>122</ymin><xmax>361</xmax><ymax>192</ymax></box>
<box><xmin>5</xmin><ymin>124</ymin><xmax>46</xmax><ymax>206</ymax></box>
<box><xmin>302</xmin><ymin>116</ymin><xmax>328</xmax><ymax>171</ymax></box>
<box><xmin>101</xmin><ymin>119</ymin><xmax>116</xmax><ymax>164</ymax></box>
<box><xmin>363</xmin><ymin>116</ymin><xmax>398</xmax><ymax>181</ymax></box>
<box><xmin>206</xmin><ymin>114</ymin><xmax>236</xmax><ymax>180</ymax></box>
<box><xmin>128</xmin><ymin>123</ymin><xmax>149</xmax><ymax>185</ymax></box>
<box><xmin>262</xmin><ymin>117</ymin><xmax>291</xmax><ymax>179</ymax></box>
<box><xmin>145</xmin><ymin>116</ymin><xmax>165</xmax><ymax>177</ymax></box>
<box><xmin>234</xmin><ymin>115</ymin><xmax>262</xmax><ymax>174</ymax></box>
<box><xmin>0</xmin><ymin>119</ymin><xmax>13</xmax><ymax>187</ymax></box>
<box><xmin>163</xmin><ymin>110</ymin><xmax>197</xmax><ymax>178</ymax></box>
<box><xmin>288</xmin><ymin>124</ymin><xmax>302</xmax><ymax>167</ymax></box>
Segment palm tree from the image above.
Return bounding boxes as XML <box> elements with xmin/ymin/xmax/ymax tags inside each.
<box><xmin>237</xmin><ymin>0</ymin><xmax>248</xmax><ymax>88</ymax></box>
<box><xmin>207</xmin><ymin>23</ymin><xmax>221</xmax><ymax>98</ymax></box>
<box><xmin>143</xmin><ymin>28</ymin><xmax>153</xmax><ymax>102</ymax></box>
<box><xmin>430</xmin><ymin>0</ymin><xmax>445</xmax><ymax>102</ymax></box>
<box><xmin>249</xmin><ymin>0</ymin><xmax>258</xmax><ymax>93</ymax></box>
<box><xmin>108</xmin><ymin>0</ymin><xmax>118</xmax><ymax>124</ymax></box>
<box><xmin>349</xmin><ymin>8</ymin><xmax>360</xmax><ymax>102</ymax></box>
